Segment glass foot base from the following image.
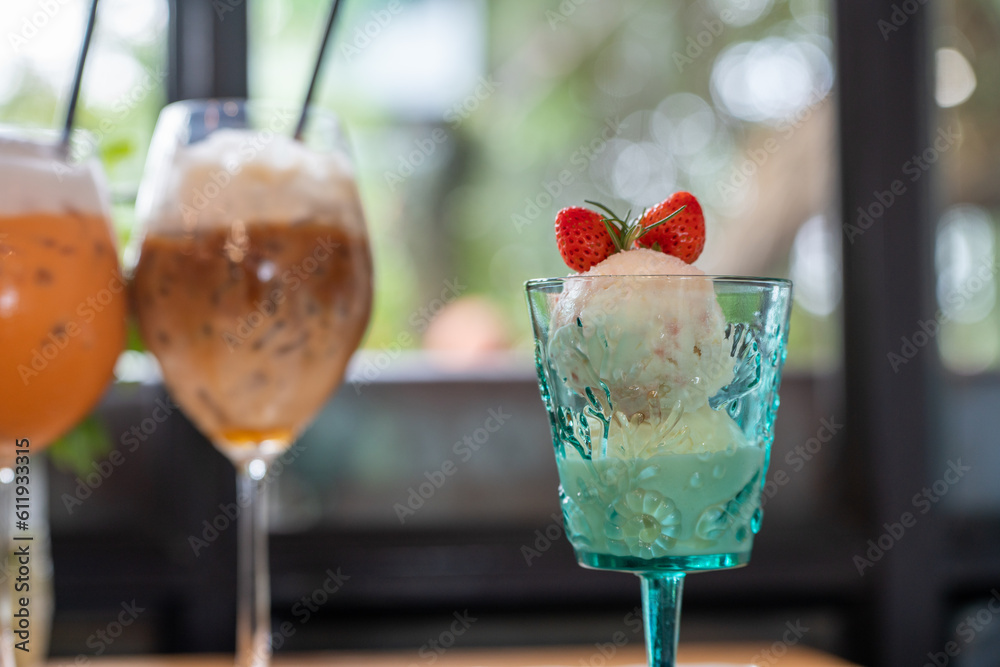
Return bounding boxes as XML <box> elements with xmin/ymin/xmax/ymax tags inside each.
<box><xmin>576</xmin><ymin>551</ymin><xmax>751</xmax><ymax>572</ymax></box>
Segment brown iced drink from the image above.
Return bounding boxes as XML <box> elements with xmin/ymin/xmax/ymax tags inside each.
<box><xmin>132</xmin><ymin>221</ymin><xmax>371</xmax><ymax>460</ymax></box>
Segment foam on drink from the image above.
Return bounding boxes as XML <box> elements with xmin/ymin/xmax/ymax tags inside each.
<box><xmin>138</xmin><ymin>129</ymin><xmax>364</xmax><ymax>234</ymax></box>
<box><xmin>0</xmin><ymin>134</ymin><xmax>108</xmax><ymax>217</ymax></box>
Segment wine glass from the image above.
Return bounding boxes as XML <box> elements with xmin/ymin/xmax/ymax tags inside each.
<box><xmin>130</xmin><ymin>99</ymin><xmax>373</xmax><ymax>667</ymax></box>
<box><xmin>525</xmin><ymin>274</ymin><xmax>791</xmax><ymax>666</ymax></box>
<box><xmin>0</xmin><ymin>129</ymin><xmax>127</xmax><ymax>665</ymax></box>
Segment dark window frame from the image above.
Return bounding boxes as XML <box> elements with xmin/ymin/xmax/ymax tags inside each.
<box><xmin>167</xmin><ymin>0</ymin><xmax>248</xmax><ymax>102</ymax></box>
<box><xmin>837</xmin><ymin>1</ymin><xmax>944</xmax><ymax>665</ymax></box>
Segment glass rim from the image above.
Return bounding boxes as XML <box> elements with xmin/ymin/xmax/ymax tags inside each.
<box><xmin>159</xmin><ymin>97</ymin><xmax>342</xmax><ymax>118</ymax></box>
<box><xmin>155</xmin><ymin>98</ymin><xmax>348</xmax><ymax>147</ymax></box>
<box><xmin>525</xmin><ymin>275</ymin><xmax>792</xmax><ymax>290</ymax></box>
<box><xmin>0</xmin><ymin>125</ymin><xmax>99</xmax><ymax>162</ymax></box>
<box><xmin>0</xmin><ymin>124</ymin><xmax>83</xmax><ymax>140</ymax></box>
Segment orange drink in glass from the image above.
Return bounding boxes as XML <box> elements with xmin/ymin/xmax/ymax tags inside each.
<box><xmin>0</xmin><ymin>132</ymin><xmax>125</xmax><ymax>461</ymax></box>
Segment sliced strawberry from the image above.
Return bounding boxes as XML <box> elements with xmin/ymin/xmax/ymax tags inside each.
<box><xmin>555</xmin><ymin>206</ymin><xmax>616</xmax><ymax>272</ymax></box>
<box><xmin>636</xmin><ymin>191</ymin><xmax>705</xmax><ymax>264</ymax></box>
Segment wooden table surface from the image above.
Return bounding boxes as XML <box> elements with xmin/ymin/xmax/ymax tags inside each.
<box><xmin>48</xmin><ymin>644</ymin><xmax>860</xmax><ymax>666</ymax></box>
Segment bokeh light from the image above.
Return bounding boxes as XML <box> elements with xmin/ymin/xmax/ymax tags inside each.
<box><xmin>936</xmin><ymin>205</ymin><xmax>996</xmax><ymax>324</ymax></box>
<box><xmin>709</xmin><ymin>0</ymin><xmax>774</xmax><ymax>27</ymax></box>
<box><xmin>790</xmin><ymin>214</ymin><xmax>840</xmax><ymax>317</ymax></box>
<box><xmin>936</xmin><ymin>47</ymin><xmax>977</xmax><ymax>108</ymax></box>
<box><xmin>711</xmin><ymin>37</ymin><xmax>832</xmax><ymax>124</ymax></box>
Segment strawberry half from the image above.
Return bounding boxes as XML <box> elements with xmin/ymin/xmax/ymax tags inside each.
<box><xmin>555</xmin><ymin>206</ymin><xmax>616</xmax><ymax>272</ymax></box>
<box><xmin>636</xmin><ymin>192</ymin><xmax>705</xmax><ymax>264</ymax></box>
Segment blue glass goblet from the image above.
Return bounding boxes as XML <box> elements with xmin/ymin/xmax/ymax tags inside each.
<box><xmin>526</xmin><ymin>275</ymin><xmax>792</xmax><ymax>667</ymax></box>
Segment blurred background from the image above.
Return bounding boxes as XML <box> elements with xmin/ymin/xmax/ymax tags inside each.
<box><xmin>1</xmin><ymin>0</ymin><xmax>999</xmax><ymax>665</ymax></box>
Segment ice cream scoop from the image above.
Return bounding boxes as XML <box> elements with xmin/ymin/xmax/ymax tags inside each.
<box><xmin>548</xmin><ymin>248</ymin><xmax>734</xmax><ymax>420</ymax></box>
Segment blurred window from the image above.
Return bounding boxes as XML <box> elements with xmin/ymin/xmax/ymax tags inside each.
<box><xmin>0</xmin><ymin>0</ymin><xmax>168</xmax><ymax>241</ymax></box>
<box><xmin>249</xmin><ymin>0</ymin><xmax>839</xmax><ymax>372</ymax></box>
<box><xmin>933</xmin><ymin>0</ymin><xmax>1000</xmax><ymax>516</ymax></box>
<box><xmin>935</xmin><ymin>0</ymin><xmax>1000</xmax><ymax>375</ymax></box>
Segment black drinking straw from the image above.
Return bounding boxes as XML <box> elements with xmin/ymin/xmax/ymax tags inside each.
<box><xmin>61</xmin><ymin>0</ymin><xmax>100</xmax><ymax>153</ymax></box>
<box><xmin>293</xmin><ymin>0</ymin><xmax>344</xmax><ymax>141</ymax></box>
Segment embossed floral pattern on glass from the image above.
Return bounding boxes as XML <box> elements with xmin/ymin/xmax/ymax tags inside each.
<box><xmin>527</xmin><ymin>274</ymin><xmax>791</xmax><ymax>667</ymax></box>
<box><xmin>526</xmin><ymin>276</ymin><xmax>791</xmax><ymax>572</ymax></box>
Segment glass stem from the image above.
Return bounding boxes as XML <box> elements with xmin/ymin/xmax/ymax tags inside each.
<box><xmin>236</xmin><ymin>460</ymin><xmax>271</xmax><ymax>667</ymax></box>
<box><xmin>0</xmin><ymin>473</ymin><xmax>13</xmax><ymax>667</ymax></box>
<box><xmin>639</xmin><ymin>572</ymin><xmax>685</xmax><ymax>667</ymax></box>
